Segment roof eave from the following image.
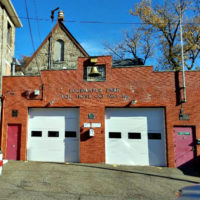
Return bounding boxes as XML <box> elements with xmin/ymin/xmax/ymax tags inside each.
<box><xmin>59</xmin><ymin>21</ymin><xmax>89</xmax><ymax>57</ymax></box>
<box><xmin>1</xmin><ymin>0</ymin><xmax>22</xmax><ymax>27</ymax></box>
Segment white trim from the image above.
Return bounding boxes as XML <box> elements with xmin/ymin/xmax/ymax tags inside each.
<box><xmin>5</xmin><ymin>60</ymin><xmax>11</xmax><ymax>66</ymax></box>
<box><xmin>27</xmin><ymin>108</ymin><xmax>80</xmax><ymax>163</ymax></box>
<box><xmin>1</xmin><ymin>0</ymin><xmax>22</xmax><ymax>27</ymax></box>
<box><xmin>105</xmin><ymin>108</ymin><xmax>166</xmax><ymax>166</ymax></box>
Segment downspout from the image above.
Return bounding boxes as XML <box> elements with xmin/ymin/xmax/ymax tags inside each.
<box><xmin>180</xmin><ymin>0</ymin><xmax>186</xmax><ymax>103</ymax></box>
<box><xmin>178</xmin><ymin>0</ymin><xmax>190</xmax><ymax>121</ymax></box>
<box><xmin>0</xmin><ymin>6</ymin><xmax>5</xmax><ymax>152</ymax></box>
<box><xmin>48</xmin><ymin>37</ymin><xmax>51</xmax><ymax>70</ymax></box>
<box><xmin>0</xmin><ymin>6</ymin><xmax>5</xmax><ymax>93</ymax></box>
<box><xmin>0</xmin><ymin>95</ymin><xmax>4</xmax><ymax>149</ymax></box>
<box><xmin>48</xmin><ymin>7</ymin><xmax>59</xmax><ymax>70</ymax></box>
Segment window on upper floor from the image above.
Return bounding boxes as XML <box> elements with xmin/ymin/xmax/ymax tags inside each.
<box><xmin>54</xmin><ymin>39</ymin><xmax>64</xmax><ymax>62</ymax></box>
<box><xmin>7</xmin><ymin>22</ymin><xmax>12</xmax><ymax>46</ymax></box>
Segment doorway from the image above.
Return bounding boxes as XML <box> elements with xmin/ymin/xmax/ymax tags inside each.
<box><xmin>174</xmin><ymin>127</ymin><xmax>195</xmax><ymax>168</ymax></box>
<box><xmin>6</xmin><ymin>124</ymin><xmax>21</xmax><ymax>160</ymax></box>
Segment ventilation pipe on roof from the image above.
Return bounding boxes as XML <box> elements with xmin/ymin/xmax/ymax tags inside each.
<box><xmin>11</xmin><ymin>57</ymin><xmax>17</xmax><ymax>76</ymax></box>
<box><xmin>51</xmin><ymin>7</ymin><xmax>59</xmax><ymax>22</ymax></box>
<box><xmin>58</xmin><ymin>11</ymin><xmax>64</xmax><ymax>22</ymax></box>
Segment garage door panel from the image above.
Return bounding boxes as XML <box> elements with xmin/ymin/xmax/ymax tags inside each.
<box><xmin>106</xmin><ymin>130</ymin><xmax>149</xmax><ymax>165</ymax></box>
<box><xmin>27</xmin><ymin>140</ymin><xmax>65</xmax><ymax>162</ymax></box>
<box><xmin>65</xmin><ymin>118</ymin><xmax>79</xmax><ymax>131</ymax></box>
<box><xmin>65</xmin><ymin>140</ymin><xmax>79</xmax><ymax>162</ymax></box>
<box><xmin>148</xmin><ymin>132</ymin><xmax>165</xmax><ymax>166</ymax></box>
<box><xmin>148</xmin><ymin>144</ymin><xmax>165</xmax><ymax>166</ymax></box>
<box><xmin>107</xmin><ymin>118</ymin><xmax>147</xmax><ymax>133</ymax></box>
<box><xmin>106</xmin><ymin>108</ymin><xmax>164</xmax><ymax>131</ymax></box>
<box><xmin>28</xmin><ymin>140</ymin><xmax>64</xmax><ymax>148</ymax></box>
<box><xmin>105</xmin><ymin>108</ymin><xmax>166</xmax><ymax>166</ymax></box>
<box><xmin>29</xmin><ymin>117</ymin><xmax>65</xmax><ymax>131</ymax></box>
<box><xmin>107</xmin><ymin>143</ymin><xmax>149</xmax><ymax>165</ymax></box>
<box><xmin>28</xmin><ymin>108</ymin><xmax>80</xmax><ymax>163</ymax></box>
<box><xmin>27</xmin><ymin>150</ymin><xmax>64</xmax><ymax>162</ymax></box>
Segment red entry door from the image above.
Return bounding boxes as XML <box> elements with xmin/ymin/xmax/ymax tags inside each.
<box><xmin>174</xmin><ymin>127</ymin><xmax>195</xmax><ymax>167</ymax></box>
<box><xmin>6</xmin><ymin>125</ymin><xmax>21</xmax><ymax>160</ymax></box>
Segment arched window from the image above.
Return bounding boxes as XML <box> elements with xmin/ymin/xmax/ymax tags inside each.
<box><xmin>54</xmin><ymin>39</ymin><xmax>64</xmax><ymax>62</ymax></box>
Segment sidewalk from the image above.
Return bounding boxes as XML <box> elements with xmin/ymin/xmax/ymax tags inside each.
<box><xmin>0</xmin><ymin>161</ymin><xmax>199</xmax><ymax>200</ymax></box>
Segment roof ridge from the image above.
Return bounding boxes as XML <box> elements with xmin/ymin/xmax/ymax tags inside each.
<box><xmin>24</xmin><ymin>21</ymin><xmax>89</xmax><ymax>69</ymax></box>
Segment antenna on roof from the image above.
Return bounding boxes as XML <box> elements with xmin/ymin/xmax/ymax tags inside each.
<box><xmin>51</xmin><ymin>7</ymin><xmax>59</xmax><ymax>22</ymax></box>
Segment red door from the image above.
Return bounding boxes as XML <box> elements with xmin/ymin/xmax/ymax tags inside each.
<box><xmin>174</xmin><ymin>127</ymin><xmax>195</xmax><ymax>167</ymax></box>
<box><xmin>6</xmin><ymin>125</ymin><xmax>21</xmax><ymax>160</ymax></box>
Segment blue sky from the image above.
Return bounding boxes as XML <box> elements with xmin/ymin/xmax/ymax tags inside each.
<box><xmin>12</xmin><ymin>0</ymin><xmax>141</xmax><ymax>60</ymax></box>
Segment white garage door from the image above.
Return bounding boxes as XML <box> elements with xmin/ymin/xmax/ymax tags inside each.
<box><xmin>105</xmin><ymin>108</ymin><xmax>166</xmax><ymax>166</ymax></box>
<box><xmin>27</xmin><ymin>108</ymin><xmax>80</xmax><ymax>162</ymax></box>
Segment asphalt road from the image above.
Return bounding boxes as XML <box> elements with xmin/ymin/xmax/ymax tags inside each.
<box><xmin>0</xmin><ymin>161</ymin><xmax>199</xmax><ymax>200</ymax></box>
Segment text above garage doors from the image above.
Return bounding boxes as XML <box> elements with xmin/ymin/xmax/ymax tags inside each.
<box><xmin>105</xmin><ymin>108</ymin><xmax>166</xmax><ymax>166</ymax></box>
<box><xmin>28</xmin><ymin>108</ymin><xmax>80</xmax><ymax>162</ymax></box>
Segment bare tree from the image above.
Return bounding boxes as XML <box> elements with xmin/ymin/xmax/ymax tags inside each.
<box><xmin>104</xmin><ymin>27</ymin><xmax>154</xmax><ymax>64</ymax></box>
<box><xmin>130</xmin><ymin>0</ymin><xmax>200</xmax><ymax>70</ymax></box>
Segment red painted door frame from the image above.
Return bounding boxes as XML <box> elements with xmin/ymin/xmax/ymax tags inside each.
<box><xmin>6</xmin><ymin>124</ymin><xmax>21</xmax><ymax>160</ymax></box>
<box><xmin>174</xmin><ymin>126</ymin><xmax>196</xmax><ymax>168</ymax></box>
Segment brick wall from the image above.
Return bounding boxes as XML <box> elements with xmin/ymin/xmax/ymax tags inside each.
<box><xmin>1</xmin><ymin>56</ymin><xmax>200</xmax><ymax>167</ymax></box>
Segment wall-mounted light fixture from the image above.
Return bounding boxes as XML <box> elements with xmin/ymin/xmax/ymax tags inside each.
<box><xmin>196</xmin><ymin>139</ymin><xmax>200</xmax><ymax>145</ymax></box>
<box><xmin>131</xmin><ymin>100</ymin><xmax>137</xmax><ymax>104</ymax></box>
<box><xmin>179</xmin><ymin>107</ymin><xmax>189</xmax><ymax>120</ymax></box>
<box><xmin>90</xmin><ymin>57</ymin><xmax>98</xmax><ymax>64</ymax></box>
<box><xmin>34</xmin><ymin>90</ymin><xmax>40</xmax><ymax>96</ymax></box>
<box><xmin>89</xmin><ymin>128</ymin><xmax>95</xmax><ymax>137</ymax></box>
<box><xmin>50</xmin><ymin>100</ymin><xmax>54</xmax><ymax>105</ymax></box>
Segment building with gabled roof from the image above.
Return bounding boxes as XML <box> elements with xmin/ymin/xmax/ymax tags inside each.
<box><xmin>1</xmin><ymin>8</ymin><xmax>199</xmax><ymax>170</ymax></box>
<box><xmin>23</xmin><ymin>12</ymin><xmax>89</xmax><ymax>75</ymax></box>
<box><xmin>1</xmin><ymin>54</ymin><xmax>200</xmax><ymax>168</ymax></box>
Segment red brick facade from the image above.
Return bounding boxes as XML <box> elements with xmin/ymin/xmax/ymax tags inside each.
<box><xmin>1</xmin><ymin>56</ymin><xmax>200</xmax><ymax>167</ymax></box>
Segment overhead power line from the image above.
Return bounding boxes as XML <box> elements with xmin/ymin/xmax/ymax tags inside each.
<box><xmin>24</xmin><ymin>0</ymin><xmax>36</xmax><ymax>54</ymax></box>
<box><xmin>24</xmin><ymin>0</ymin><xmax>42</xmax><ymax>79</ymax></box>
<box><xmin>33</xmin><ymin>0</ymin><xmax>42</xmax><ymax>43</ymax></box>
<box><xmin>2</xmin><ymin>15</ymin><xmax>200</xmax><ymax>25</ymax></box>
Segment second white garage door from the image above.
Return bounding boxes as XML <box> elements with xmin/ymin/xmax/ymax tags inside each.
<box><xmin>105</xmin><ymin>108</ymin><xmax>166</xmax><ymax>166</ymax></box>
<box><xmin>27</xmin><ymin>108</ymin><xmax>79</xmax><ymax>162</ymax></box>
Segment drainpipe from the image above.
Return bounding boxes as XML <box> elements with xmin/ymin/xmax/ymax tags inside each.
<box><xmin>48</xmin><ymin>7</ymin><xmax>59</xmax><ymax>70</ymax></box>
<box><xmin>0</xmin><ymin>95</ymin><xmax>4</xmax><ymax>149</ymax></box>
<box><xmin>0</xmin><ymin>7</ymin><xmax>5</xmax><ymax>90</ymax></box>
<box><xmin>0</xmin><ymin>7</ymin><xmax>5</xmax><ymax>129</ymax></box>
<box><xmin>48</xmin><ymin>37</ymin><xmax>51</xmax><ymax>70</ymax></box>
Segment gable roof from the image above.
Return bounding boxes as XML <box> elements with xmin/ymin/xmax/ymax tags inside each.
<box><xmin>24</xmin><ymin>21</ymin><xmax>89</xmax><ymax>69</ymax></box>
<box><xmin>1</xmin><ymin>0</ymin><xmax>22</xmax><ymax>27</ymax></box>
